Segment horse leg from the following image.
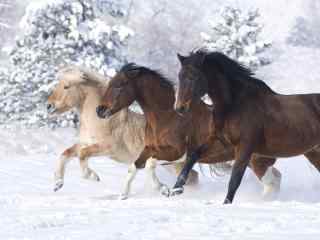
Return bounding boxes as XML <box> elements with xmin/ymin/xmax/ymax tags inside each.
<box><xmin>79</xmin><ymin>144</ymin><xmax>102</xmax><ymax>181</ymax></box>
<box><xmin>164</xmin><ymin>145</ymin><xmax>207</xmax><ymax>197</ymax></box>
<box><xmin>304</xmin><ymin>148</ymin><xmax>320</xmax><ymax>172</ymax></box>
<box><xmin>224</xmin><ymin>142</ymin><xmax>254</xmax><ymax>204</ymax></box>
<box><xmin>119</xmin><ymin>163</ymin><xmax>138</xmax><ymax>200</ymax></box>
<box><xmin>163</xmin><ymin>158</ymin><xmax>199</xmax><ymax>185</ymax></box>
<box><xmin>120</xmin><ymin>147</ymin><xmax>152</xmax><ymax>200</ymax></box>
<box><xmin>250</xmin><ymin>156</ymin><xmax>281</xmax><ymax>199</ymax></box>
<box><xmin>175</xmin><ymin>163</ymin><xmax>199</xmax><ymax>185</ymax></box>
<box><xmin>54</xmin><ymin>144</ymin><xmax>78</xmax><ymax>192</ymax></box>
<box><xmin>145</xmin><ymin>158</ymin><xmax>167</xmax><ymax>191</ymax></box>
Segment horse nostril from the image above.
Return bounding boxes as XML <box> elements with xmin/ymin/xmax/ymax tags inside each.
<box><xmin>176</xmin><ymin>106</ymin><xmax>186</xmax><ymax>115</ymax></box>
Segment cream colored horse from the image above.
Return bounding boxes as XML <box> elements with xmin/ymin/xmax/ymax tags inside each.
<box><xmin>47</xmin><ymin>66</ymin><xmax>198</xmax><ymax>199</ymax></box>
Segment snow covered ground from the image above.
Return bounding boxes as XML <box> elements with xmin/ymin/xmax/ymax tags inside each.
<box><xmin>1</xmin><ymin>0</ymin><xmax>320</xmax><ymax>239</ymax></box>
<box><xmin>1</xmin><ymin>127</ymin><xmax>320</xmax><ymax>240</ymax></box>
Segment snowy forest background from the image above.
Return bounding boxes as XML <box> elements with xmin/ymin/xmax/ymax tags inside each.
<box><xmin>0</xmin><ymin>0</ymin><xmax>320</xmax><ymax>128</ymax></box>
<box><xmin>1</xmin><ymin>1</ymin><xmax>320</xmax><ymax>239</ymax></box>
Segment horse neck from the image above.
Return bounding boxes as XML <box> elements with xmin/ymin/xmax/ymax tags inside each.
<box><xmin>189</xmin><ymin>101</ymin><xmax>214</xmax><ymax>135</ymax></box>
<box><xmin>135</xmin><ymin>75</ymin><xmax>176</xmax><ymax>120</ymax></box>
<box><xmin>202</xmin><ymin>66</ymin><xmax>228</xmax><ymax>101</ymax></box>
<box><xmin>78</xmin><ymin>86</ymin><xmax>116</xmax><ymax>139</ymax></box>
<box><xmin>190</xmin><ymin>101</ymin><xmax>210</xmax><ymax>118</ymax></box>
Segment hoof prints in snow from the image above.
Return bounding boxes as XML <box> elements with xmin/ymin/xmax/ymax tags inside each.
<box><xmin>0</xmin><ymin>128</ymin><xmax>320</xmax><ymax>240</ymax></box>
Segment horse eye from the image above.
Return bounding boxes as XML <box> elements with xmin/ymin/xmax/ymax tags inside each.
<box><xmin>64</xmin><ymin>86</ymin><xmax>70</xmax><ymax>90</ymax></box>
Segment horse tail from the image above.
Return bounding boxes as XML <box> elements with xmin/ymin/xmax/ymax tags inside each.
<box><xmin>199</xmin><ymin>161</ymin><xmax>233</xmax><ymax>178</ymax></box>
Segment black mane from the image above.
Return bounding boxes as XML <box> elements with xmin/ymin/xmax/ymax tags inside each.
<box><xmin>120</xmin><ymin>63</ymin><xmax>175</xmax><ymax>90</ymax></box>
<box><xmin>191</xmin><ymin>49</ymin><xmax>275</xmax><ymax>95</ymax></box>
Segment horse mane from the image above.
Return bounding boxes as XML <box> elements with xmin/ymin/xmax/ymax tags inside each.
<box><xmin>120</xmin><ymin>63</ymin><xmax>175</xmax><ymax>91</ymax></box>
<box><xmin>193</xmin><ymin>49</ymin><xmax>276</xmax><ymax>95</ymax></box>
<box><xmin>80</xmin><ymin>67</ymin><xmax>110</xmax><ymax>84</ymax></box>
<box><xmin>58</xmin><ymin>65</ymin><xmax>109</xmax><ymax>86</ymax></box>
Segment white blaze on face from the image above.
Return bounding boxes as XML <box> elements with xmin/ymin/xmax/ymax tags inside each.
<box><xmin>174</xmin><ymin>86</ymin><xmax>181</xmax><ymax>110</ymax></box>
<box><xmin>201</xmin><ymin>94</ymin><xmax>213</xmax><ymax>106</ymax></box>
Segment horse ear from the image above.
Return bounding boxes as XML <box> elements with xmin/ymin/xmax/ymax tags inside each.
<box><xmin>126</xmin><ymin>68</ymin><xmax>140</xmax><ymax>79</ymax></box>
<box><xmin>177</xmin><ymin>53</ymin><xmax>187</xmax><ymax>64</ymax></box>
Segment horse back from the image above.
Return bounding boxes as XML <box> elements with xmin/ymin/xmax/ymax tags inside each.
<box><xmin>255</xmin><ymin>93</ymin><xmax>320</xmax><ymax>156</ymax></box>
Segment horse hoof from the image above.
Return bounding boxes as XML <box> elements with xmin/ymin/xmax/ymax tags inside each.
<box><xmin>223</xmin><ymin>198</ymin><xmax>232</xmax><ymax>204</ymax></box>
<box><xmin>118</xmin><ymin>194</ymin><xmax>128</xmax><ymax>200</ymax></box>
<box><xmin>160</xmin><ymin>185</ymin><xmax>170</xmax><ymax>197</ymax></box>
<box><xmin>262</xmin><ymin>186</ymin><xmax>280</xmax><ymax>201</ymax></box>
<box><xmin>170</xmin><ymin>187</ymin><xmax>184</xmax><ymax>196</ymax></box>
<box><xmin>54</xmin><ymin>179</ymin><xmax>64</xmax><ymax>192</ymax></box>
<box><xmin>86</xmin><ymin>171</ymin><xmax>100</xmax><ymax>182</ymax></box>
<box><xmin>93</xmin><ymin>174</ymin><xmax>100</xmax><ymax>182</ymax></box>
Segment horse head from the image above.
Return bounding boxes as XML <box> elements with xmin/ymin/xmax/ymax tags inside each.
<box><xmin>175</xmin><ymin>51</ymin><xmax>209</xmax><ymax>115</ymax></box>
<box><xmin>47</xmin><ymin>66</ymin><xmax>108</xmax><ymax>114</ymax></box>
<box><xmin>96</xmin><ymin>63</ymin><xmax>139</xmax><ymax>119</ymax></box>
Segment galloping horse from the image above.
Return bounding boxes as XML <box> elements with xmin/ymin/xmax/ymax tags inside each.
<box><xmin>95</xmin><ymin>63</ymin><xmax>282</xmax><ymax>197</ymax></box>
<box><xmin>47</xmin><ymin>66</ymin><xmax>199</xmax><ymax>199</ymax></box>
<box><xmin>175</xmin><ymin>50</ymin><xmax>320</xmax><ymax>203</ymax></box>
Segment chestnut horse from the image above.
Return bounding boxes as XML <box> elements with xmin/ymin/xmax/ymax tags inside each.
<box><xmin>175</xmin><ymin>50</ymin><xmax>320</xmax><ymax>203</ymax></box>
<box><xmin>95</xmin><ymin>63</ymin><xmax>281</xmax><ymax>197</ymax></box>
<box><xmin>47</xmin><ymin>66</ymin><xmax>198</xmax><ymax>199</ymax></box>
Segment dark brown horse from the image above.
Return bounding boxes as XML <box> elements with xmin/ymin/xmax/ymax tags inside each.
<box><xmin>95</xmin><ymin>63</ymin><xmax>281</xmax><ymax>197</ymax></box>
<box><xmin>175</xmin><ymin>50</ymin><xmax>320</xmax><ymax>203</ymax></box>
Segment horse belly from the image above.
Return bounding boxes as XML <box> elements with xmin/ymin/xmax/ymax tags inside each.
<box><xmin>153</xmin><ymin>147</ymin><xmax>185</xmax><ymax>162</ymax></box>
<box><xmin>262</xmin><ymin>126</ymin><xmax>320</xmax><ymax>157</ymax></box>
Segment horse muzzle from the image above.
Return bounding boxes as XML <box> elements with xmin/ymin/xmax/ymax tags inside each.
<box><xmin>175</xmin><ymin>101</ymin><xmax>191</xmax><ymax>116</ymax></box>
<box><xmin>175</xmin><ymin>106</ymin><xmax>188</xmax><ymax>116</ymax></box>
<box><xmin>96</xmin><ymin>105</ymin><xmax>113</xmax><ymax>119</ymax></box>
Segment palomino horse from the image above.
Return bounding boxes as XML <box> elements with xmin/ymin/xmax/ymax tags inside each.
<box><xmin>175</xmin><ymin>50</ymin><xmax>320</xmax><ymax>203</ymax></box>
<box><xmin>47</xmin><ymin>66</ymin><xmax>198</xmax><ymax>199</ymax></box>
<box><xmin>95</xmin><ymin>63</ymin><xmax>281</xmax><ymax>198</ymax></box>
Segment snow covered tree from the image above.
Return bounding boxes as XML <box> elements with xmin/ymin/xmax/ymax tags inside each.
<box><xmin>201</xmin><ymin>6</ymin><xmax>272</xmax><ymax>70</ymax></box>
<box><xmin>0</xmin><ymin>0</ymin><xmax>133</xmax><ymax>128</ymax></box>
<box><xmin>287</xmin><ymin>1</ymin><xmax>320</xmax><ymax>48</ymax></box>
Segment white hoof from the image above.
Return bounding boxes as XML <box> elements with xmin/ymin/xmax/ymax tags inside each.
<box><xmin>161</xmin><ymin>186</ymin><xmax>184</xmax><ymax>197</ymax></box>
<box><xmin>169</xmin><ymin>187</ymin><xmax>184</xmax><ymax>196</ymax></box>
<box><xmin>261</xmin><ymin>167</ymin><xmax>281</xmax><ymax>200</ymax></box>
<box><xmin>91</xmin><ymin>172</ymin><xmax>101</xmax><ymax>182</ymax></box>
<box><xmin>82</xmin><ymin>169</ymin><xmax>100</xmax><ymax>182</ymax></box>
<box><xmin>262</xmin><ymin>185</ymin><xmax>280</xmax><ymax>201</ymax></box>
<box><xmin>54</xmin><ymin>178</ymin><xmax>64</xmax><ymax>192</ymax></box>
<box><xmin>118</xmin><ymin>194</ymin><xmax>129</xmax><ymax>200</ymax></box>
<box><xmin>159</xmin><ymin>185</ymin><xmax>170</xmax><ymax>197</ymax></box>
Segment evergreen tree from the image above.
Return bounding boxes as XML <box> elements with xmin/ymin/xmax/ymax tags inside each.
<box><xmin>201</xmin><ymin>6</ymin><xmax>272</xmax><ymax>70</ymax></box>
<box><xmin>0</xmin><ymin>0</ymin><xmax>133</xmax><ymax>127</ymax></box>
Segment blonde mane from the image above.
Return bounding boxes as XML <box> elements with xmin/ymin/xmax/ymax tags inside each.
<box><xmin>58</xmin><ymin>65</ymin><xmax>110</xmax><ymax>87</ymax></box>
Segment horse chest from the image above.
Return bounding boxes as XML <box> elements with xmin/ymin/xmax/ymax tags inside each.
<box><xmin>145</xmin><ymin>124</ymin><xmax>167</xmax><ymax>146</ymax></box>
<box><xmin>145</xmin><ymin>130</ymin><xmax>184</xmax><ymax>160</ymax></box>
<box><xmin>223</xmin><ymin>116</ymin><xmax>241</xmax><ymax>145</ymax></box>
